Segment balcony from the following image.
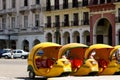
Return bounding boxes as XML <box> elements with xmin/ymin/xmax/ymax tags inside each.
<box><xmin>81</xmin><ymin>19</ymin><xmax>89</xmax><ymax>25</ymax></box>
<box><xmin>62</xmin><ymin>22</ymin><xmax>70</xmax><ymax>27</ymax></box>
<box><xmin>0</xmin><ymin>9</ymin><xmax>7</xmax><ymax>16</ymax></box>
<box><xmin>31</xmin><ymin>4</ymin><xmax>41</xmax><ymax>13</ymax></box>
<box><xmin>19</xmin><ymin>6</ymin><xmax>30</xmax><ymax>14</ymax></box>
<box><xmin>45</xmin><ymin>23</ymin><xmax>52</xmax><ymax>28</ymax></box>
<box><xmin>71</xmin><ymin>21</ymin><xmax>79</xmax><ymax>26</ymax></box>
<box><xmin>45</xmin><ymin>2</ymin><xmax>82</xmax><ymax>11</ymax></box>
<box><xmin>19</xmin><ymin>26</ymin><xmax>44</xmax><ymax>34</ymax></box>
<box><xmin>0</xmin><ymin>28</ymin><xmax>19</xmax><ymax>35</ymax></box>
<box><xmin>6</xmin><ymin>8</ymin><xmax>17</xmax><ymax>15</ymax></box>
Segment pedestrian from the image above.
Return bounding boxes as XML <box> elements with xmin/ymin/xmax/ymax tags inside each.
<box><xmin>11</xmin><ymin>48</ymin><xmax>14</xmax><ymax>59</ymax></box>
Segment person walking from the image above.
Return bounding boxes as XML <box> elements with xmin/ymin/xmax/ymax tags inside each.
<box><xmin>11</xmin><ymin>49</ymin><xmax>14</xmax><ymax>59</ymax></box>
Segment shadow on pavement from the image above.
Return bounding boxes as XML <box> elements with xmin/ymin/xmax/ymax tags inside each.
<box><xmin>15</xmin><ymin>77</ymin><xmax>47</xmax><ymax>80</ymax></box>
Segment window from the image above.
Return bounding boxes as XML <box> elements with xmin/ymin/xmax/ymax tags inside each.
<box><xmin>24</xmin><ymin>16</ymin><xmax>28</xmax><ymax>28</ymax></box>
<box><xmin>72</xmin><ymin>0</ymin><xmax>78</xmax><ymax>7</ymax></box>
<box><xmin>36</xmin><ymin>0</ymin><xmax>40</xmax><ymax>4</ymax></box>
<box><xmin>11</xmin><ymin>17</ymin><xmax>15</xmax><ymax>29</ymax></box>
<box><xmin>73</xmin><ymin>13</ymin><xmax>79</xmax><ymax>26</ymax></box>
<box><xmin>47</xmin><ymin>16</ymin><xmax>51</xmax><ymax>27</ymax></box>
<box><xmin>82</xmin><ymin>0</ymin><xmax>88</xmax><ymax>6</ymax></box>
<box><xmin>63</xmin><ymin>0</ymin><xmax>68</xmax><ymax>9</ymax></box>
<box><xmin>0</xmin><ymin>20</ymin><xmax>1</xmax><ymax>29</ymax></box>
<box><xmin>46</xmin><ymin>0</ymin><xmax>51</xmax><ymax>11</ymax></box>
<box><xmin>2</xmin><ymin>17</ymin><xmax>6</xmax><ymax>29</ymax></box>
<box><xmin>118</xmin><ymin>8</ymin><xmax>120</xmax><ymax>22</ymax></box>
<box><xmin>35</xmin><ymin>14</ymin><xmax>39</xmax><ymax>27</ymax></box>
<box><xmin>64</xmin><ymin>14</ymin><xmax>69</xmax><ymax>26</ymax></box>
<box><xmin>37</xmin><ymin>50</ymin><xmax>44</xmax><ymax>56</ymax></box>
<box><xmin>93</xmin><ymin>0</ymin><xmax>98</xmax><ymax>5</ymax></box>
<box><xmin>17</xmin><ymin>50</ymin><xmax>22</xmax><ymax>53</ymax></box>
<box><xmin>55</xmin><ymin>0</ymin><xmax>59</xmax><ymax>10</ymax></box>
<box><xmin>55</xmin><ymin>15</ymin><xmax>60</xmax><ymax>27</ymax></box>
<box><xmin>107</xmin><ymin>0</ymin><xmax>111</xmax><ymax>3</ymax></box>
<box><xmin>83</xmin><ymin>12</ymin><xmax>89</xmax><ymax>25</ymax></box>
<box><xmin>100</xmin><ymin>0</ymin><xmax>105</xmax><ymax>4</ymax></box>
<box><xmin>24</xmin><ymin>0</ymin><xmax>28</xmax><ymax>6</ymax></box>
<box><xmin>12</xmin><ymin>0</ymin><xmax>16</xmax><ymax>8</ymax></box>
<box><xmin>3</xmin><ymin>0</ymin><xmax>6</xmax><ymax>9</ymax></box>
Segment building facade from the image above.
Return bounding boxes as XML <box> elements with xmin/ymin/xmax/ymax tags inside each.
<box><xmin>0</xmin><ymin>0</ymin><xmax>45</xmax><ymax>51</ymax></box>
<box><xmin>0</xmin><ymin>0</ymin><xmax>120</xmax><ymax>51</ymax></box>
<box><xmin>44</xmin><ymin>0</ymin><xmax>120</xmax><ymax>46</ymax></box>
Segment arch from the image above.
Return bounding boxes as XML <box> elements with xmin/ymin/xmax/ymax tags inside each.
<box><xmin>22</xmin><ymin>40</ymin><xmax>29</xmax><ymax>51</ymax></box>
<box><xmin>63</xmin><ymin>31</ymin><xmax>70</xmax><ymax>44</ymax></box>
<box><xmin>46</xmin><ymin>33</ymin><xmax>52</xmax><ymax>42</ymax></box>
<box><xmin>83</xmin><ymin>30</ymin><xmax>90</xmax><ymax>45</ymax></box>
<box><xmin>93</xmin><ymin>18</ymin><xmax>112</xmax><ymax>45</ymax></box>
<box><xmin>54</xmin><ymin>31</ymin><xmax>61</xmax><ymax>44</ymax></box>
<box><xmin>33</xmin><ymin>39</ymin><xmax>40</xmax><ymax>46</ymax></box>
<box><xmin>72</xmin><ymin>31</ymin><xmax>80</xmax><ymax>43</ymax></box>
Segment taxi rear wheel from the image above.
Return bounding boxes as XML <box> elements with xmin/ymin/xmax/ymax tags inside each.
<box><xmin>29</xmin><ymin>71</ymin><xmax>35</xmax><ymax>79</ymax></box>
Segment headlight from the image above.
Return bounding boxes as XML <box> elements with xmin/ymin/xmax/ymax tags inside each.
<box><xmin>90</xmin><ymin>61</ymin><xmax>97</xmax><ymax>65</ymax></box>
<box><xmin>63</xmin><ymin>61</ymin><xmax>69</xmax><ymax>65</ymax></box>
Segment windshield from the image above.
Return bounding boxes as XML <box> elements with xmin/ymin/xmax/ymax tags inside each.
<box><xmin>3</xmin><ymin>49</ymin><xmax>11</xmax><ymax>53</ymax></box>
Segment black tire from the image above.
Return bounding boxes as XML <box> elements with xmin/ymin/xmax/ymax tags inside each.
<box><xmin>21</xmin><ymin>56</ymin><xmax>25</xmax><ymax>59</ymax></box>
<box><xmin>5</xmin><ymin>55</ymin><xmax>8</xmax><ymax>59</ymax></box>
<box><xmin>29</xmin><ymin>71</ymin><xmax>35</xmax><ymax>79</ymax></box>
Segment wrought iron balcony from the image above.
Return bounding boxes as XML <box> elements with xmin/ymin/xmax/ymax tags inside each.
<box><xmin>6</xmin><ymin>8</ymin><xmax>17</xmax><ymax>15</ymax></box>
<box><xmin>31</xmin><ymin>4</ymin><xmax>41</xmax><ymax>11</ymax></box>
<box><xmin>19</xmin><ymin>6</ymin><xmax>30</xmax><ymax>13</ymax></box>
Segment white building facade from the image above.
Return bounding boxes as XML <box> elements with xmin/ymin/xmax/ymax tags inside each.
<box><xmin>0</xmin><ymin>0</ymin><xmax>120</xmax><ymax>51</ymax></box>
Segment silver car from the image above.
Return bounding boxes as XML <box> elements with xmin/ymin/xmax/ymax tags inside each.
<box><xmin>13</xmin><ymin>49</ymin><xmax>29</xmax><ymax>59</ymax></box>
<box><xmin>2</xmin><ymin>49</ymin><xmax>29</xmax><ymax>59</ymax></box>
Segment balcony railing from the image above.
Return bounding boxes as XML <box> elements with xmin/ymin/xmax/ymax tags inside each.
<box><xmin>45</xmin><ymin>23</ymin><xmax>52</xmax><ymax>28</ymax></box>
<box><xmin>6</xmin><ymin>8</ymin><xmax>17</xmax><ymax>13</ymax></box>
<box><xmin>45</xmin><ymin>20</ymin><xmax>90</xmax><ymax>28</ymax></box>
<box><xmin>31</xmin><ymin>4</ymin><xmax>41</xmax><ymax>10</ymax></box>
<box><xmin>19</xmin><ymin>6</ymin><xmax>30</xmax><ymax>12</ymax></box>
<box><xmin>19</xmin><ymin>26</ymin><xmax>44</xmax><ymax>33</ymax></box>
<box><xmin>0</xmin><ymin>9</ymin><xmax>7</xmax><ymax>15</ymax></box>
<box><xmin>45</xmin><ymin>2</ymin><xmax>82</xmax><ymax>11</ymax></box>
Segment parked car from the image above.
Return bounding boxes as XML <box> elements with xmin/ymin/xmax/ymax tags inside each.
<box><xmin>2</xmin><ymin>49</ymin><xmax>29</xmax><ymax>59</ymax></box>
<box><xmin>0</xmin><ymin>49</ymin><xmax>4</xmax><ymax>58</ymax></box>
<box><xmin>1</xmin><ymin>49</ymin><xmax>11</xmax><ymax>58</ymax></box>
<box><xmin>13</xmin><ymin>49</ymin><xmax>29</xmax><ymax>59</ymax></box>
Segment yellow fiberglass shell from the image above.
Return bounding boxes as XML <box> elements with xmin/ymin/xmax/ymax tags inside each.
<box><xmin>109</xmin><ymin>45</ymin><xmax>120</xmax><ymax>72</ymax></box>
<box><xmin>85</xmin><ymin>44</ymin><xmax>113</xmax><ymax>59</ymax></box>
<box><xmin>84</xmin><ymin>44</ymin><xmax>120</xmax><ymax>75</ymax></box>
<box><xmin>28</xmin><ymin>42</ymin><xmax>62</xmax><ymax>59</ymax></box>
<box><xmin>28</xmin><ymin>42</ymin><xmax>71</xmax><ymax>77</ymax></box>
<box><xmin>58</xmin><ymin>43</ymin><xmax>88</xmax><ymax>59</ymax></box>
<box><xmin>110</xmin><ymin>45</ymin><xmax>120</xmax><ymax>58</ymax></box>
<box><xmin>58</xmin><ymin>43</ymin><xmax>99</xmax><ymax>76</ymax></box>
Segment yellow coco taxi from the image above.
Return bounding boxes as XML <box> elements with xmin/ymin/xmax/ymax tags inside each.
<box><xmin>110</xmin><ymin>45</ymin><xmax>120</xmax><ymax>74</ymax></box>
<box><xmin>58</xmin><ymin>43</ymin><xmax>99</xmax><ymax>76</ymax></box>
<box><xmin>85</xmin><ymin>44</ymin><xmax>120</xmax><ymax>75</ymax></box>
<box><xmin>27</xmin><ymin>42</ymin><xmax>71</xmax><ymax>79</ymax></box>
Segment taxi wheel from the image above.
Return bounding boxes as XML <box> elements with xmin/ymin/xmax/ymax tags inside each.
<box><xmin>21</xmin><ymin>56</ymin><xmax>25</xmax><ymax>59</ymax></box>
<box><xmin>29</xmin><ymin>71</ymin><xmax>35</xmax><ymax>79</ymax></box>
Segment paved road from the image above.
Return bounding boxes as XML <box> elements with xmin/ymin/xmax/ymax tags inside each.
<box><xmin>0</xmin><ymin>59</ymin><xmax>120</xmax><ymax>80</ymax></box>
<box><xmin>0</xmin><ymin>59</ymin><xmax>28</xmax><ymax>80</ymax></box>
